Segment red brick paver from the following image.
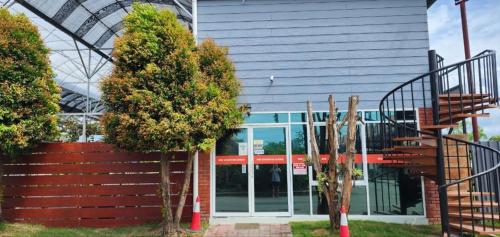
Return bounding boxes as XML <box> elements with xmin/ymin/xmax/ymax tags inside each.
<box><xmin>204</xmin><ymin>224</ymin><xmax>292</xmax><ymax>237</ymax></box>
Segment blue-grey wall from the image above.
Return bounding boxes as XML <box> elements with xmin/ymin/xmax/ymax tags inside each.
<box><xmin>198</xmin><ymin>0</ymin><xmax>430</xmax><ymax>111</ymax></box>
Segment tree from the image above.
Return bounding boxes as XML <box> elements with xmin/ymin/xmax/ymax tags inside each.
<box><xmin>306</xmin><ymin>95</ymin><xmax>359</xmax><ymax>230</ymax></box>
<box><xmin>100</xmin><ymin>4</ymin><xmax>243</xmax><ymax>236</ymax></box>
<box><xmin>0</xmin><ymin>8</ymin><xmax>60</xmax><ymax>218</ymax></box>
<box><xmin>452</xmin><ymin>121</ymin><xmax>488</xmax><ymax>141</ymax></box>
<box><xmin>58</xmin><ymin>116</ymin><xmax>101</xmax><ymax>142</ymax></box>
<box><xmin>489</xmin><ymin>135</ymin><xmax>500</xmax><ymax>142</ymax></box>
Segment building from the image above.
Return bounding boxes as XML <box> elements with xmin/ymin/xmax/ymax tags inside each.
<box><xmin>197</xmin><ymin>0</ymin><xmax>434</xmax><ymax>224</ymax></box>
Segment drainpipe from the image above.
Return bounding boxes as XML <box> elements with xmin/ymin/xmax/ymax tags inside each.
<box><xmin>192</xmin><ymin>0</ymin><xmax>199</xmax><ymax>213</ymax></box>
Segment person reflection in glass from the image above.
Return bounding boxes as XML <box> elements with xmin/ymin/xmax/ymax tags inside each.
<box><xmin>270</xmin><ymin>164</ymin><xmax>281</xmax><ymax>198</ymax></box>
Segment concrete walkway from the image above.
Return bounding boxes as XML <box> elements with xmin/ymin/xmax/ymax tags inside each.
<box><xmin>204</xmin><ymin>223</ymin><xmax>292</xmax><ymax>237</ymax></box>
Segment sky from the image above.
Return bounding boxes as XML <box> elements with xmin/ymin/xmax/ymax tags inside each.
<box><xmin>428</xmin><ymin>0</ymin><xmax>500</xmax><ymax>138</ymax></box>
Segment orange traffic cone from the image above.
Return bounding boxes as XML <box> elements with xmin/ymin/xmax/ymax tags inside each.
<box><xmin>190</xmin><ymin>196</ymin><xmax>201</xmax><ymax>231</ymax></box>
<box><xmin>340</xmin><ymin>206</ymin><xmax>350</xmax><ymax>237</ymax></box>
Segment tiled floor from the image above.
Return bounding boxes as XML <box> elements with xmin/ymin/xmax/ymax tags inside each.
<box><xmin>204</xmin><ymin>223</ymin><xmax>292</xmax><ymax>237</ymax></box>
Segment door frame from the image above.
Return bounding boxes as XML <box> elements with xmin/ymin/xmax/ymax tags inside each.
<box><xmin>249</xmin><ymin>125</ymin><xmax>292</xmax><ymax>217</ymax></box>
<box><xmin>211</xmin><ymin>125</ymin><xmax>292</xmax><ymax>217</ymax></box>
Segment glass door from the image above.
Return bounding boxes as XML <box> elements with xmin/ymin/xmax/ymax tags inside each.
<box><xmin>251</xmin><ymin>127</ymin><xmax>290</xmax><ymax>215</ymax></box>
<box><xmin>214</xmin><ymin>128</ymin><xmax>250</xmax><ymax>215</ymax></box>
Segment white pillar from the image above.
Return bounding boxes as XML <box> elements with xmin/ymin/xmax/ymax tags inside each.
<box><xmin>193</xmin><ymin>151</ymin><xmax>199</xmax><ymax>201</ymax></box>
<box><xmin>192</xmin><ymin>0</ymin><xmax>198</xmax><ymax>44</ymax></box>
<box><xmin>192</xmin><ymin>0</ymin><xmax>199</xmax><ymax>209</ymax></box>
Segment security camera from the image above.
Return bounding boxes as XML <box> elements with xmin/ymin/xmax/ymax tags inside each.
<box><xmin>269</xmin><ymin>75</ymin><xmax>274</xmax><ymax>83</ymax></box>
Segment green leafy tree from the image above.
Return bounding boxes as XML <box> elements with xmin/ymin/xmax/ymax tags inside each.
<box><xmin>100</xmin><ymin>4</ymin><xmax>243</xmax><ymax>235</ymax></box>
<box><xmin>57</xmin><ymin>116</ymin><xmax>101</xmax><ymax>142</ymax></box>
<box><xmin>0</xmin><ymin>8</ymin><xmax>60</xmax><ymax>156</ymax></box>
<box><xmin>0</xmin><ymin>8</ymin><xmax>60</xmax><ymax>220</ymax></box>
<box><xmin>489</xmin><ymin>135</ymin><xmax>500</xmax><ymax>142</ymax></box>
<box><xmin>452</xmin><ymin>121</ymin><xmax>488</xmax><ymax>141</ymax></box>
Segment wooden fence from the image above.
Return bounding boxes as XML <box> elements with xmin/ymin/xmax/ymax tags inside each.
<box><xmin>1</xmin><ymin>143</ymin><xmax>192</xmax><ymax>227</ymax></box>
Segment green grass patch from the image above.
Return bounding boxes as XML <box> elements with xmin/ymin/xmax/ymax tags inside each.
<box><xmin>0</xmin><ymin>222</ymin><xmax>208</xmax><ymax>237</ymax></box>
<box><xmin>291</xmin><ymin>220</ymin><xmax>441</xmax><ymax>237</ymax></box>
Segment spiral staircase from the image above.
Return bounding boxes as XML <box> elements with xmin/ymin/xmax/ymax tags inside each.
<box><xmin>379</xmin><ymin>50</ymin><xmax>500</xmax><ymax>236</ymax></box>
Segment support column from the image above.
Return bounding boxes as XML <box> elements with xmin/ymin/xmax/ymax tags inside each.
<box><xmin>458</xmin><ymin>0</ymin><xmax>480</xmax><ymax>141</ymax></box>
<box><xmin>192</xmin><ymin>0</ymin><xmax>199</xmax><ymax>212</ymax></box>
<box><xmin>429</xmin><ymin>50</ymin><xmax>449</xmax><ymax>234</ymax></box>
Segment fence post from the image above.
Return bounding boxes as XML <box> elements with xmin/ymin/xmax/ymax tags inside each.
<box><xmin>429</xmin><ymin>50</ymin><xmax>449</xmax><ymax>235</ymax></box>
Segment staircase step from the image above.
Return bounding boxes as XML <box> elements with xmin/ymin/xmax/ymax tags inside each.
<box><xmin>439</xmin><ymin>104</ymin><xmax>497</xmax><ymax>114</ymax></box>
<box><xmin>439</xmin><ymin>113</ymin><xmax>490</xmax><ymax>123</ymax></box>
<box><xmin>393</xmin><ymin>146</ymin><xmax>436</xmax><ymax>156</ymax></box>
<box><xmin>439</xmin><ymin>98</ymin><xmax>495</xmax><ymax>105</ymax></box>
<box><xmin>439</xmin><ymin>93</ymin><xmax>491</xmax><ymax>100</ymax></box>
<box><xmin>421</xmin><ymin>124</ymin><xmax>458</xmax><ymax>130</ymax></box>
<box><xmin>392</xmin><ymin>136</ymin><xmax>436</xmax><ymax>142</ymax></box>
<box><xmin>448</xmin><ymin>201</ymin><xmax>499</xmax><ymax>208</ymax></box>
<box><xmin>449</xmin><ymin>212</ymin><xmax>500</xmax><ymax>220</ymax></box>
<box><xmin>449</xmin><ymin>223</ymin><xmax>500</xmax><ymax>235</ymax></box>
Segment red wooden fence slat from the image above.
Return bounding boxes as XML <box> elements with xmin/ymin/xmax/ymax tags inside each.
<box><xmin>9</xmin><ymin>153</ymin><xmax>86</xmax><ymax>163</ymax></box>
<box><xmin>3</xmin><ymin>163</ymin><xmax>160</xmax><ymax>174</ymax></box>
<box><xmin>3</xmin><ymin>196</ymin><xmax>162</xmax><ymax>208</ymax></box>
<box><xmin>3</xmin><ymin>207</ymin><xmax>162</xmax><ymax>219</ymax></box>
<box><xmin>32</xmin><ymin>143</ymin><xmax>118</xmax><ymax>153</ymax></box>
<box><xmin>4</xmin><ymin>174</ymin><xmax>160</xmax><ymax>185</ymax></box>
<box><xmin>13</xmin><ymin>218</ymin><xmax>161</xmax><ymax>228</ymax></box>
<box><xmin>9</xmin><ymin>152</ymin><xmax>160</xmax><ymax>164</ymax></box>
<box><xmin>4</xmin><ymin>185</ymin><xmax>159</xmax><ymax>196</ymax></box>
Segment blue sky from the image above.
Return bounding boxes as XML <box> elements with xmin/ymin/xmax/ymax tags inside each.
<box><xmin>428</xmin><ymin>0</ymin><xmax>500</xmax><ymax>138</ymax></box>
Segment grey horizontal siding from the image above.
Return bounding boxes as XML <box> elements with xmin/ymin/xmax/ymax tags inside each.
<box><xmin>198</xmin><ymin>0</ymin><xmax>430</xmax><ymax>111</ymax></box>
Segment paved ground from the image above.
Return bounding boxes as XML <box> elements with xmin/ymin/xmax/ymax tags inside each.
<box><xmin>204</xmin><ymin>223</ymin><xmax>292</xmax><ymax>237</ymax></box>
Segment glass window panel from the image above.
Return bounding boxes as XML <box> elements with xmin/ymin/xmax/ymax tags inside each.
<box><xmin>372</xmin><ymin>111</ymin><xmax>416</xmax><ymax>121</ymax></box>
<box><xmin>244</xmin><ymin>113</ymin><xmax>288</xmax><ymax>123</ymax></box>
<box><xmin>365</xmin><ymin>123</ymin><xmax>417</xmax><ymax>154</ymax></box>
<box><xmin>291</xmin><ymin>124</ymin><xmax>310</xmax><ymax>214</ymax></box>
<box><xmin>312</xmin><ymin>125</ymin><xmax>363</xmax><ymax>180</ymax></box>
<box><xmin>312</xmin><ymin>186</ymin><xmax>367</xmax><ymax>215</ymax></box>
<box><xmin>290</xmin><ymin>113</ymin><xmax>307</xmax><ymax>123</ymax></box>
<box><xmin>368</xmin><ymin>165</ymin><xmax>424</xmax><ymax>215</ymax></box>
<box><xmin>215</xmin><ymin>129</ymin><xmax>249</xmax><ymax>213</ymax></box>
<box><xmin>365</xmin><ymin>111</ymin><xmax>380</xmax><ymax>121</ymax></box>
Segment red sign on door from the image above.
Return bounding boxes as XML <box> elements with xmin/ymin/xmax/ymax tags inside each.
<box><xmin>254</xmin><ymin>155</ymin><xmax>287</xmax><ymax>164</ymax></box>
<box><xmin>216</xmin><ymin>155</ymin><xmax>247</xmax><ymax>165</ymax></box>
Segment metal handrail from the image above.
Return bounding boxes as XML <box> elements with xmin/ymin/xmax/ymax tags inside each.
<box><xmin>378</xmin><ymin>49</ymin><xmax>499</xmax><ymax>235</ymax></box>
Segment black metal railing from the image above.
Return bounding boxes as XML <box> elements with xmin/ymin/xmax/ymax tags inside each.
<box><xmin>379</xmin><ymin>50</ymin><xmax>499</xmax><ymax>236</ymax></box>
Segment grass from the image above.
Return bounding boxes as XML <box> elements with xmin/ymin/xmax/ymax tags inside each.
<box><xmin>291</xmin><ymin>220</ymin><xmax>442</xmax><ymax>237</ymax></box>
<box><xmin>0</xmin><ymin>222</ymin><xmax>208</xmax><ymax>237</ymax></box>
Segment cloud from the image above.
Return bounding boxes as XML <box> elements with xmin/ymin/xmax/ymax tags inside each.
<box><xmin>429</xmin><ymin>0</ymin><xmax>500</xmax><ymax>138</ymax></box>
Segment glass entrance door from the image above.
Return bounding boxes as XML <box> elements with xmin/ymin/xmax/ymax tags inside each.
<box><xmin>251</xmin><ymin>127</ymin><xmax>290</xmax><ymax>215</ymax></box>
<box><xmin>214</xmin><ymin>129</ymin><xmax>250</xmax><ymax>214</ymax></box>
<box><xmin>214</xmin><ymin>126</ymin><xmax>291</xmax><ymax>216</ymax></box>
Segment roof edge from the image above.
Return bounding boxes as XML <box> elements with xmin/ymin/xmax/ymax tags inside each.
<box><xmin>427</xmin><ymin>0</ymin><xmax>437</xmax><ymax>8</ymax></box>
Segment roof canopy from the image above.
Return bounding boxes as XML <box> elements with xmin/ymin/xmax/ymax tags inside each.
<box><xmin>3</xmin><ymin>0</ymin><xmax>192</xmax><ymax>113</ymax></box>
<box><xmin>16</xmin><ymin>0</ymin><xmax>192</xmax><ymax>60</ymax></box>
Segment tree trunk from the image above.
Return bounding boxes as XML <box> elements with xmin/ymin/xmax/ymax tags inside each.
<box><xmin>160</xmin><ymin>153</ymin><xmax>174</xmax><ymax>237</ymax></box>
<box><xmin>341</xmin><ymin>96</ymin><xmax>359</xmax><ymax>211</ymax></box>
<box><xmin>174</xmin><ymin>151</ymin><xmax>195</xmax><ymax>230</ymax></box>
<box><xmin>307</xmin><ymin>101</ymin><xmax>321</xmax><ymax>173</ymax></box>
<box><xmin>308</xmin><ymin>99</ymin><xmax>341</xmax><ymax>229</ymax></box>
<box><xmin>326</xmin><ymin>95</ymin><xmax>341</xmax><ymax>228</ymax></box>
